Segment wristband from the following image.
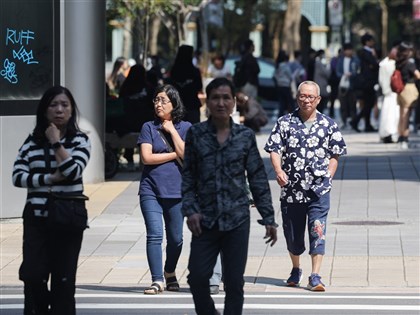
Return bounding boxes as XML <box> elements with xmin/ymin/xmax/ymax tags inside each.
<box><xmin>51</xmin><ymin>142</ymin><xmax>62</xmax><ymax>150</ymax></box>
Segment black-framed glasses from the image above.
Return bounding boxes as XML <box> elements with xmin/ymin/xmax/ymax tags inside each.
<box><xmin>297</xmin><ymin>94</ymin><xmax>319</xmax><ymax>102</ymax></box>
<box><xmin>153</xmin><ymin>97</ymin><xmax>171</xmax><ymax>105</ymax></box>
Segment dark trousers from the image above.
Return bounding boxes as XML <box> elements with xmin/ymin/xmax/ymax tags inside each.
<box><xmin>354</xmin><ymin>87</ymin><xmax>376</xmax><ymax>129</ymax></box>
<box><xmin>277</xmin><ymin>86</ymin><xmax>295</xmax><ymax>116</ymax></box>
<box><xmin>339</xmin><ymin>89</ymin><xmax>357</xmax><ymax>124</ymax></box>
<box><xmin>20</xmin><ymin>210</ymin><xmax>83</xmax><ymax>315</ymax></box>
<box><xmin>187</xmin><ymin>220</ymin><xmax>250</xmax><ymax>315</ymax></box>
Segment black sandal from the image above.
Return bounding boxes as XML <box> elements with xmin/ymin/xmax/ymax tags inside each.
<box><xmin>164</xmin><ymin>271</ymin><xmax>180</xmax><ymax>292</ymax></box>
<box><xmin>144</xmin><ymin>282</ymin><xmax>163</xmax><ymax>295</ymax></box>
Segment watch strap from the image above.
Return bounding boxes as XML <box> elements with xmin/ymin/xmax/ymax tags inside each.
<box><xmin>51</xmin><ymin>142</ymin><xmax>62</xmax><ymax>150</ymax></box>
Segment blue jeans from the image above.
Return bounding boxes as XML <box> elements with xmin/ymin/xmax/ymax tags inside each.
<box><xmin>281</xmin><ymin>192</ymin><xmax>330</xmax><ymax>256</ymax></box>
<box><xmin>140</xmin><ymin>195</ymin><xmax>183</xmax><ymax>282</ymax></box>
<box><xmin>188</xmin><ymin>220</ymin><xmax>250</xmax><ymax>315</ymax></box>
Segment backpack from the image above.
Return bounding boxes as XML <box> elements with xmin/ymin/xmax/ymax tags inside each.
<box><xmin>233</xmin><ymin>59</ymin><xmax>247</xmax><ymax>88</ymax></box>
<box><xmin>390</xmin><ymin>69</ymin><xmax>404</xmax><ymax>94</ymax></box>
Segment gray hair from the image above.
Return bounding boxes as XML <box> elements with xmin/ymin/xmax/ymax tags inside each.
<box><xmin>297</xmin><ymin>81</ymin><xmax>320</xmax><ymax>96</ymax></box>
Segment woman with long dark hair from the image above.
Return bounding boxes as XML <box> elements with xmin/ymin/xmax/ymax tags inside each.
<box><xmin>168</xmin><ymin>45</ymin><xmax>203</xmax><ymax>124</ymax></box>
<box><xmin>106</xmin><ymin>56</ymin><xmax>128</xmax><ymax>97</ymax></box>
<box><xmin>13</xmin><ymin>86</ymin><xmax>91</xmax><ymax>314</ymax></box>
<box><xmin>119</xmin><ymin>64</ymin><xmax>155</xmax><ymax>168</ymax></box>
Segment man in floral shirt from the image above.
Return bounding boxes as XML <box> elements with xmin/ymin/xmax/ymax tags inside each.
<box><xmin>265</xmin><ymin>81</ymin><xmax>347</xmax><ymax>291</ymax></box>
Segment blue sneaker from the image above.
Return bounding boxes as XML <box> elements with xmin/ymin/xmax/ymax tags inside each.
<box><xmin>286</xmin><ymin>268</ymin><xmax>302</xmax><ymax>286</ymax></box>
<box><xmin>307</xmin><ymin>273</ymin><xmax>325</xmax><ymax>291</ymax></box>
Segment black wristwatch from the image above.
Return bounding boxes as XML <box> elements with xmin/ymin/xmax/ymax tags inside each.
<box><xmin>51</xmin><ymin>142</ymin><xmax>62</xmax><ymax>150</ymax></box>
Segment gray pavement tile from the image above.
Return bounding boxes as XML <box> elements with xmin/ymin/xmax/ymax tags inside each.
<box><xmin>92</xmin><ymin>241</ymin><xmax>136</xmax><ymax>256</ymax></box>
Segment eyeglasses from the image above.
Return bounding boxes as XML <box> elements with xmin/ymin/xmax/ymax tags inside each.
<box><xmin>153</xmin><ymin>97</ymin><xmax>171</xmax><ymax>105</ymax></box>
<box><xmin>297</xmin><ymin>94</ymin><xmax>319</xmax><ymax>102</ymax></box>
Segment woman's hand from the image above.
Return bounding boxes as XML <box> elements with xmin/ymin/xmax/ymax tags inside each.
<box><xmin>161</xmin><ymin>120</ymin><xmax>176</xmax><ymax>134</ymax></box>
<box><xmin>49</xmin><ymin>169</ymin><xmax>65</xmax><ymax>183</ymax></box>
<box><xmin>161</xmin><ymin>120</ymin><xmax>186</xmax><ymax>159</ymax></box>
<box><xmin>45</xmin><ymin>123</ymin><xmax>60</xmax><ymax>144</ymax></box>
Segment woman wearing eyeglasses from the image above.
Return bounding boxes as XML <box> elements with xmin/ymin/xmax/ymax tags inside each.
<box><xmin>137</xmin><ymin>84</ymin><xmax>191</xmax><ymax>295</ymax></box>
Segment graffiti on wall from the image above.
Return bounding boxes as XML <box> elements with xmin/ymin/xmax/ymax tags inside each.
<box><xmin>1</xmin><ymin>28</ymin><xmax>39</xmax><ymax>84</ymax></box>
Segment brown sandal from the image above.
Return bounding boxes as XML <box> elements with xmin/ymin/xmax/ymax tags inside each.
<box><xmin>144</xmin><ymin>282</ymin><xmax>164</xmax><ymax>295</ymax></box>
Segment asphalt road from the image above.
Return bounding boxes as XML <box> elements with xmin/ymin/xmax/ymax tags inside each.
<box><xmin>1</xmin><ymin>287</ymin><xmax>419</xmax><ymax>315</ymax></box>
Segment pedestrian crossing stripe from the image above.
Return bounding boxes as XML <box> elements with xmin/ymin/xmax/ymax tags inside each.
<box><xmin>1</xmin><ymin>303</ymin><xmax>419</xmax><ymax>311</ymax></box>
<box><xmin>1</xmin><ymin>293</ymin><xmax>419</xmax><ymax>300</ymax></box>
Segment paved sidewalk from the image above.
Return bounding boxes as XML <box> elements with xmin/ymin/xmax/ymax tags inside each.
<box><xmin>1</xmin><ymin>128</ymin><xmax>419</xmax><ymax>294</ymax></box>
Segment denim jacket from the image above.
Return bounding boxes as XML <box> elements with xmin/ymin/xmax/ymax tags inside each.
<box><xmin>336</xmin><ymin>55</ymin><xmax>360</xmax><ymax>90</ymax></box>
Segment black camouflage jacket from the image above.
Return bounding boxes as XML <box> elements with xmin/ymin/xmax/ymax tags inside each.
<box><xmin>181</xmin><ymin>118</ymin><xmax>277</xmax><ymax>231</ymax></box>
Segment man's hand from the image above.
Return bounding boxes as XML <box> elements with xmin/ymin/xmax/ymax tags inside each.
<box><xmin>187</xmin><ymin>213</ymin><xmax>203</xmax><ymax>237</ymax></box>
<box><xmin>263</xmin><ymin>225</ymin><xmax>277</xmax><ymax>247</ymax></box>
<box><xmin>275</xmin><ymin>169</ymin><xmax>288</xmax><ymax>187</ymax></box>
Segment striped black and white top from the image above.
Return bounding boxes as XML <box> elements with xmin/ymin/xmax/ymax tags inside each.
<box><xmin>12</xmin><ymin>132</ymin><xmax>91</xmax><ymax>217</ymax></box>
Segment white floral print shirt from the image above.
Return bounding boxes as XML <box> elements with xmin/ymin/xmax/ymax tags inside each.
<box><xmin>264</xmin><ymin>110</ymin><xmax>347</xmax><ymax>203</ymax></box>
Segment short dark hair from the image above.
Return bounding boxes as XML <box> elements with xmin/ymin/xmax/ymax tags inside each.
<box><xmin>153</xmin><ymin>84</ymin><xmax>185</xmax><ymax>123</ymax></box>
<box><xmin>33</xmin><ymin>86</ymin><xmax>80</xmax><ymax>143</ymax></box>
<box><xmin>361</xmin><ymin>33</ymin><xmax>374</xmax><ymax>45</ymax></box>
<box><xmin>342</xmin><ymin>42</ymin><xmax>353</xmax><ymax>50</ymax></box>
<box><xmin>205</xmin><ymin>77</ymin><xmax>235</xmax><ymax>98</ymax></box>
<box><xmin>243</xmin><ymin>39</ymin><xmax>254</xmax><ymax>51</ymax></box>
<box><xmin>391</xmin><ymin>39</ymin><xmax>402</xmax><ymax>48</ymax></box>
<box><xmin>276</xmin><ymin>50</ymin><xmax>289</xmax><ymax>64</ymax></box>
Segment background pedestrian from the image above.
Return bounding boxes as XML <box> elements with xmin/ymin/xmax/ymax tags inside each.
<box><xmin>119</xmin><ymin>64</ymin><xmax>155</xmax><ymax>169</ymax></box>
<box><xmin>378</xmin><ymin>41</ymin><xmax>400</xmax><ymax>143</ymax></box>
<box><xmin>168</xmin><ymin>45</ymin><xmax>203</xmax><ymax>124</ymax></box>
<box><xmin>336</xmin><ymin>43</ymin><xmax>359</xmax><ymax>129</ymax></box>
<box><xmin>351</xmin><ymin>33</ymin><xmax>379</xmax><ymax>132</ymax></box>
<box><xmin>395</xmin><ymin>42</ymin><xmax>420</xmax><ymax>149</ymax></box>
<box><xmin>273</xmin><ymin>49</ymin><xmax>294</xmax><ymax>117</ymax></box>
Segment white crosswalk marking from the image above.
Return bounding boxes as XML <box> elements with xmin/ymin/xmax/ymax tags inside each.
<box><xmin>1</xmin><ymin>293</ymin><xmax>419</xmax><ymax>312</ymax></box>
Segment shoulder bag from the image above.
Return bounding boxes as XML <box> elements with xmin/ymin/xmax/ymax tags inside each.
<box><xmin>390</xmin><ymin>69</ymin><xmax>405</xmax><ymax>94</ymax></box>
<box><xmin>44</xmin><ymin>144</ymin><xmax>89</xmax><ymax>230</ymax></box>
<box><xmin>157</xmin><ymin>129</ymin><xmax>183</xmax><ymax>168</ymax></box>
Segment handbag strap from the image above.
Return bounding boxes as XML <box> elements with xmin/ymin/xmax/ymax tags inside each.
<box><xmin>157</xmin><ymin>129</ymin><xmax>183</xmax><ymax>168</ymax></box>
<box><xmin>44</xmin><ymin>143</ymin><xmax>51</xmax><ymax>172</ymax></box>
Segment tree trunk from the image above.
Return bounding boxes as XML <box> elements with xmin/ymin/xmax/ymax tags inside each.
<box><xmin>149</xmin><ymin>16</ymin><xmax>161</xmax><ymax>56</ymax></box>
<box><xmin>143</xmin><ymin>9</ymin><xmax>150</xmax><ymax>68</ymax></box>
<box><xmin>272</xmin><ymin>14</ymin><xmax>282</xmax><ymax>61</ymax></box>
<box><xmin>281</xmin><ymin>0</ymin><xmax>302</xmax><ymax>59</ymax></box>
<box><xmin>122</xmin><ymin>16</ymin><xmax>132</xmax><ymax>59</ymax></box>
<box><xmin>379</xmin><ymin>0</ymin><xmax>388</xmax><ymax>54</ymax></box>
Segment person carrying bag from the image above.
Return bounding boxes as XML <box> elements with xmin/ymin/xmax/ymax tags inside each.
<box><xmin>12</xmin><ymin>86</ymin><xmax>91</xmax><ymax>315</ymax></box>
<box><xmin>394</xmin><ymin>42</ymin><xmax>420</xmax><ymax>148</ymax></box>
<box><xmin>44</xmin><ymin>143</ymin><xmax>89</xmax><ymax>230</ymax></box>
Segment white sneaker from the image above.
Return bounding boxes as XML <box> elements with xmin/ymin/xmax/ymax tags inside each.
<box><xmin>400</xmin><ymin>141</ymin><xmax>409</xmax><ymax>150</ymax></box>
